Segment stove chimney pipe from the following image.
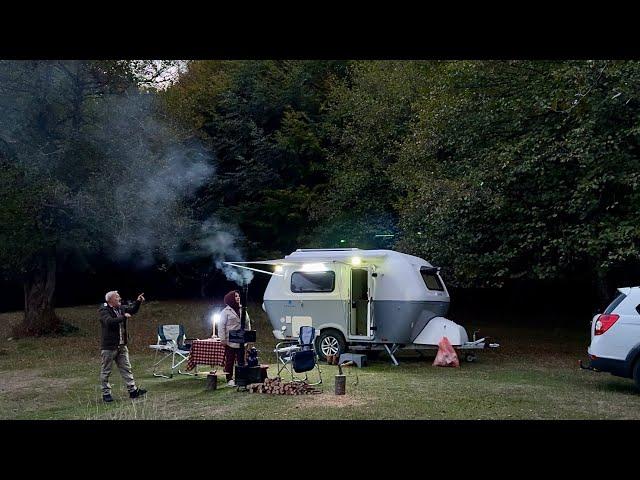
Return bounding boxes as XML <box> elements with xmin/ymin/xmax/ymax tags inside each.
<box><xmin>237</xmin><ymin>284</ymin><xmax>248</xmax><ymax>367</ymax></box>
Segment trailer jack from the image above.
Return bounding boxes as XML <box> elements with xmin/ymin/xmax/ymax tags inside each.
<box><xmin>384</xmin><ymin>344</ymin><xmax>400</xmax><ymax>366</ymax></box>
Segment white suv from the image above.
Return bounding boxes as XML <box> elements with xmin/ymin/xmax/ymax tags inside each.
<box><xmin>584</xmin><ymin>286</ymin><xmax>640</xmax><ymax>389</ymax></box>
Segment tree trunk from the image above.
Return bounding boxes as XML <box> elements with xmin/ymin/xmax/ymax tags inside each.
<box><xmin>18</xmin><ymin>251</ymin><xmax>62</xmax><ymax>336</ymax></box>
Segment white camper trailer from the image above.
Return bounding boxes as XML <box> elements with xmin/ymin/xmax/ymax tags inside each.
<box><xmin>225</xmin><ymin>248</ymin><xmax>498</xmax><ymax>365</ymax></box>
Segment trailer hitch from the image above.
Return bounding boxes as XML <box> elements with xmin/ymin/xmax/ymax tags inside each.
<box><xmin>578</xmin><ymin>359</ymin><xmax>599</xmax><ymax>371</ymax></box>
<box><xmin>480</xmin><ymin>336</ymin><xmax>500</xmax><ymax>349</ymax></box>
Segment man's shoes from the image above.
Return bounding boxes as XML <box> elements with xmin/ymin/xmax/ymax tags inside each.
<box><xmin>103</xmin><ymin>394</ymin><xmax>114</xmax><ymax>403</ymax></box>
<box><xmin>129</xmin><ymin>387</ymin><xmax>147</xmax><ymax>399</ymax></box>
<box><xmin>226</xmin><ymin>380</ymin><xmax>235</xmax><ymax>387</ymax></box>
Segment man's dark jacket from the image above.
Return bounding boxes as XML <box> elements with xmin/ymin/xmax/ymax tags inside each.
<box><xmin>98</xmin><ymin>300</ymin><xmax>141</xmax><ymax>350</ymax></box>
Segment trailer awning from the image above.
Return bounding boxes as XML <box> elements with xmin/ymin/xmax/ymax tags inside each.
<box><xmin>223</xmin><ymin>261</ymin><xmax>286</xmax><ymax>277</ymax></box>
<box><xmin>224</xmin><ymin>253</ymin><xmax>387</xmax><ymax>277</ymax></box>
<box><xmin>226</xmin><ymin>260</ymin><xmax>287</xmax><ymax>265</ymax></box>
<box><xmin>224</xmin><ymin>248</ymin><xmax>387</xmax><ymax>277</ymax></box>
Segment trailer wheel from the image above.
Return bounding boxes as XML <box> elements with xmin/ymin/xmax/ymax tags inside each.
<box><xmin>464</xmin><ymin>353</ymin><xmax>477</xmax><ymax>363</ymax></box>
<box><xmin>316</xmin><ymin>329</ymin><xmax>346</xmax><ymax>361</ymax></box>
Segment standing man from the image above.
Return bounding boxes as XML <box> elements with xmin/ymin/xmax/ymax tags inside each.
<box><xmin>99</xmin><ymin>290</ymin><xmax>147</xmax><ymax>403</ymax></box>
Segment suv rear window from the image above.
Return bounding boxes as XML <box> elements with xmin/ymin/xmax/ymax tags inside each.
<box><xmin>604</xmin><ymin>292</ymin><xmax>626</xmax><ymax>314</ymax></box>
<box><xmin>420</xmin><ymin>267</ymin><xmax>444</xmax><ymax>291</ymax></box>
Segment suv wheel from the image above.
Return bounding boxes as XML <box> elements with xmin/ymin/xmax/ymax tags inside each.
<box><xmin>316</xmin><ymin>329</ymin><xmax>346</xmax><ymax>361</ymax></box>
<box><xmin>633</xmin><ymin>358</ymin><xmax>640</xmax><ymax>391</ymax></box>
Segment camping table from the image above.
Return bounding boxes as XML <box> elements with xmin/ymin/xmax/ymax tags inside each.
<box><xmin>185</xmin><ymin>338</ymin><xmax>226</xmax><ymax>373</ymax></box>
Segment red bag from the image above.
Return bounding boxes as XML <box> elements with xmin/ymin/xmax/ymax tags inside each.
<box><xmin>433</xmin><ymin>336</ymin><xmax>460</xmax><ymax>367</ymax></box>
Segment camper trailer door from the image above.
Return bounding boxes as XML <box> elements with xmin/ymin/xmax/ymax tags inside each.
<box><xmin>349</xmin><ymin>266</ymin><xmax>374</xmax><ymax>340</ymax></box>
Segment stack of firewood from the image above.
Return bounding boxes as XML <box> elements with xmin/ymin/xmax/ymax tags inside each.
<box><xmin>247</xmin><ymin>377</ymin><xmax>321</xmax><ymax>395</ymax></box>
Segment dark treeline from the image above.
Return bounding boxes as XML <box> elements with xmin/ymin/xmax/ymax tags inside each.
<box><xmin>2</xmin><ymin>60</ymin><xmax>639</xmax><ymax>333</ymax></box>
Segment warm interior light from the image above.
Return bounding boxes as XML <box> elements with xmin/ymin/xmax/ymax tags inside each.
<box><xmin>351</xmin><ymin>256</ymin><xmax>362</xmax><ymax>266</ymax></box>
<box><xmin>275</xmin><ymin>265</ymin><xmax>283</xmax><ymax>273</ymax></box>
<box><xmin>301</xmin><ymin>263</ymin><xmax>327</xmax><ymax>272</ymax></box>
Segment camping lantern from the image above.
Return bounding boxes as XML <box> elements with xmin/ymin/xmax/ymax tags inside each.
<box><xmin>207</xmin><ymin>305</ymin><xmax>224</xmax><ymax>337</ymax></box>
<box><xmin>211</xmin><ymin>312</ymin><xmax>220</xmax><ymax>336</ymax></box>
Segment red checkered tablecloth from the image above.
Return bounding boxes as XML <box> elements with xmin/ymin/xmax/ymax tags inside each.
<box><xmin>185</xmin><ymin>339</ymin><xmax>226</xmax><ymax>371</ymax></box>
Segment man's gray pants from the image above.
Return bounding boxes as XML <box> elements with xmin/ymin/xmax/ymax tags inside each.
<box><xmin>101</xmin><ymin>346</ymin><xmax>136</xmax><ymax>396</ymax></box>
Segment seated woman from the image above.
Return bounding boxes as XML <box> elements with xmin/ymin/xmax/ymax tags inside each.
<box><xmin>218</xmin><ymin>290</ymin><xmax>251</xmax><ymax>387</ymax></box>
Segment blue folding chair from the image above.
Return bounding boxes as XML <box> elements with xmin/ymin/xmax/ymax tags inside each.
<box><xmin>273</xmin><ymin>326</ymin><xmax>322</xmax><ymax>386</ymax></box>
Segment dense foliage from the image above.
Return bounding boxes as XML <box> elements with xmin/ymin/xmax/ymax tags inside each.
<box><xmin>0</xmin><ymin>61</ymin><xmax>213</xmax><ymax>334</ymax></box>
<box><xmin>2</xmin><ymin>59</ymin><xmax>640</xmax><ymax>333</ymax></box>
<box><xmin>391</xmin><ymin>61</ymin><xmax>640</xmax><ymax>291</ymax></box>
<box><xmin>165</xmin><ymin>60</ymin><xmax>640</xmax><ymax>294</ymax></box>
<box><xmin>162</xmin><ymin>60</ymin><xmax>349</xmax><ymax>258</ymax></box>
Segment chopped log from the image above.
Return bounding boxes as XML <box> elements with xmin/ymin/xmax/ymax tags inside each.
<box><xmin>246</xmin><ymin>376</ymin><xmax>321</xmax><ymax>395</ymax></box>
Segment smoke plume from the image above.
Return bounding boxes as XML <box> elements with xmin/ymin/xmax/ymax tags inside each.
<box><xmin>0</xmin><ymin>60</ymin><xmax>254</xmax><ymax>286</ymax></box>
<box><xmin>200</xmin><ymin>219</ymin><xmax>255</xmax><ymax>286</ymax></box>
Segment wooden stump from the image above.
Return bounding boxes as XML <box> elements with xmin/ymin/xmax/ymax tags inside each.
<box><xmin>335</xmin><ymin>374</ymin><xmax>346</xmax><ymax>395</ymax></box>
<box><xmin>206</xmin><ymin>373</ymin><xmax>218</xmax><ymax>391</ymax></box>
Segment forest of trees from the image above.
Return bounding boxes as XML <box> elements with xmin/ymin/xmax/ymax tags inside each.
<box><xmin>2</xmin><ymin>60</ymin><xmax>640</xmax><ymax>335</ymax></box>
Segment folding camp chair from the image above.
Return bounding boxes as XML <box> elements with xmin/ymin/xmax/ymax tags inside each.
<box><xmin>149</xmin><ymin>324</ymin><xmax>194</xmax><ymax>378</ymax></box>
<box><xmin>273</xmin><ymin>326</ymin><xmax>322</xmax><ymax>386</ymax></box>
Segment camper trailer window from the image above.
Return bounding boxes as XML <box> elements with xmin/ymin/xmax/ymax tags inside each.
<box><xmin>291</xmin><ymin>271</ymin><xmax>335</xmax><ymax>293</ymax></box>
<box><xmin>420</xmin><ymin>269</ymin><xmax>444</xmax><ymax>291</ymax></box>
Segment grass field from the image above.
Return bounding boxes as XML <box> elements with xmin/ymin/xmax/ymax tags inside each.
<box><xmin>1</xmin><ymin>300</ymin><xmax>639</xmax><ymax>420</ymax></box>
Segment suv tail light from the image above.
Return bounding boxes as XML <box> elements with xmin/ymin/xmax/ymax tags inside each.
<box><xmin>594</xmin><ymin>314</ymin><xmax>620</xmax><ymax>335</ymax></box>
